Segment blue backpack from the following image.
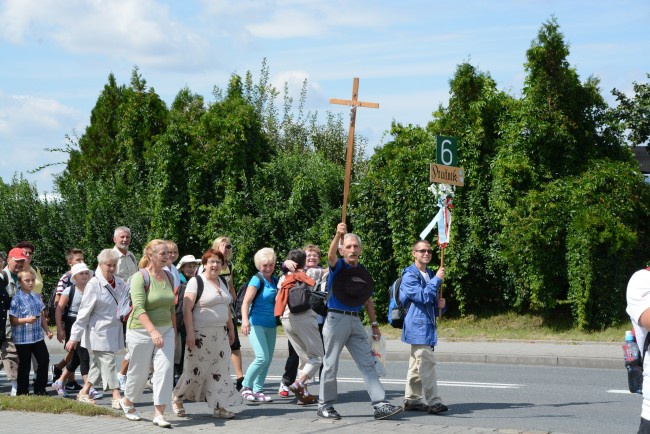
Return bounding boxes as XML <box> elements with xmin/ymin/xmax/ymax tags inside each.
<box><xmin>388</xmin><ymin>273</ymin><xmax>409</xmax><ymax>328</ymax></box>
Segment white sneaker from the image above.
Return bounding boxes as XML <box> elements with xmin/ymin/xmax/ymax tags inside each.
<box><xmin>118</xmin><ymin>374</ymin><xmax>127</xmax><ymax>391</ymax></box>
<box><xmin>10</xmin><ymin>381</ymin><xmax>17</xmax><ymax>396</ymax></box>
<box><xmin>278</xmin><ymin>383</ymin><xmax>291</xmax><ymax>399</ymax></box>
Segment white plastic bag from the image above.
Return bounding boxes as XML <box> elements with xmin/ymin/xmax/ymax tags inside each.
<box><xmin>367</xmin><ymin>327</ymin><xmax>387</xmax><ymax>377</ymax></box>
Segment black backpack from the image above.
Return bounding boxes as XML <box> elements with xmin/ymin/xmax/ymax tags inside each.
<box><xmin>234</xmin><ymin>272</ymin><xmax>264</xmax><ymax>324</ymax></box>
<box><xmin>176</xmin><ymin>275</ymin><xmax>226</xmax><ymax>336</ymax></box>
<box><xmin>47</xmin><ymin>272</ymin><xmax>72</xmax><ymax>326</ymax></box>
<box><xmin>0</xmin><ymin>270</ymin><xmax>9</xmax><ymax>342</ymax></box>
<box><xmin>287</xmin><ymin>279</ymin><xmax>319</xmax><ymax>314</ymax></box>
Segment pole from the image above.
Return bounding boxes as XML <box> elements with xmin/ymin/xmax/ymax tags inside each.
<box><xmin>438</xmin><ymin>246</ymin><xmax>444</xmax><ymax>318</ymax></box>
<box><xmin>341</xmin><ymin>103</ymin><xmax>357</xmax><ymax>223</ymax></box>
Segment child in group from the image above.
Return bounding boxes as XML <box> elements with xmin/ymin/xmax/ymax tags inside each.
<box><xmin>9</xmin><ymin>269</ymin><xmax>53</xmax><ymax>395</ymax></box>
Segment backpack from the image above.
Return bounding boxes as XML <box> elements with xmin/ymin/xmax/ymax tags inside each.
<box><xmin>0</xmin><ymin>270</ymin><xmax>8</xmax><ymax>342</ymax></box>
<box><xmin>388</xmin><ymin>270</ymin><xmax>427</xmax><ymax>328</ymax></box>
<box><xmin>47</xmin><ymin>272</ymin><xmax>72</xmax><ymax>325</ymax></box>
<box><xmin>175</xmin><ymin>275</ymin><xmax>228</xmax><ymax>335</ymax></box>
<box><xmin>234</xmin><ymin>272</ymin><xmax>264</xmax><ymax>324</ymax></box>
<box><xmin>387</xmin><ymin>274</ymin><xmax>408</xmax><ymax>328</ymax></box>
<box><xmin>118</xmin><ymin>268</ymin><xmax>173</xmax><ymax>323</ymax></box>
<box><xmin>287</xmin><ymin>279</ymin><xmax>319</xmax><ymax>314</ymax></box>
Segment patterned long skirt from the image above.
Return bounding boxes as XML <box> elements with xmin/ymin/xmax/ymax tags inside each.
<box><xmin>172</xmin><ymin>325</ymin><xmax>242</xmax><ymax>410</ymax></box>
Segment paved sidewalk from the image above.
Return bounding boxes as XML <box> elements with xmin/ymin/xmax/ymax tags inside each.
<box><xmin>0</xmin><ymin>409</ymin><xmax>562</xmax><ymax>434</ymax></box>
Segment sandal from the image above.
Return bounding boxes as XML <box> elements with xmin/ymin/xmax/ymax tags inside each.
<box><xmin>76</xmin><ymin>393</ymin><xmax>96</xmax><ymax>404</ymax></box>
<box><xmin>111</xmin><ymin>399</ymin><xmax>122</xmax><ymax>410</ymax></box>
<box><xmin>212</xmin><ymin>407</ymin><xmax>235</xmax><ymax>419</ymax></box>
<box><xmin>119</xmin><ymin>398</ymin><xmax>142</xmax><ymax>421</ymax></box>
<box><xmin>172</xmin><ymin>401</ymin><xmax>187</xmax><ymax>417</ymax></box>
<box><xmin>300</xmin><ymin>393</ymin><xmax>317</xmax><ymax>405</ymax></box>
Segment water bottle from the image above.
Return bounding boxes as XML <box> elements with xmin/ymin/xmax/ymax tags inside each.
<box><xmin>623</xmin><ymin>330</ymin><xmax>643</xmax><ymax>394</ymax></box>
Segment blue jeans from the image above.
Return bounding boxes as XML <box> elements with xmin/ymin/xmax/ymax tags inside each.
<box><xmin>243</xmin><ymin>325</ymin><xmax>276</xmax><ymax>392</ymax></box>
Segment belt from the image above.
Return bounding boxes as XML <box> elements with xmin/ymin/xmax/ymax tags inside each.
<box><xmin>328</xmin><ymin>308</ymin><xmax>361</xmax><ymax>317</ymax></box>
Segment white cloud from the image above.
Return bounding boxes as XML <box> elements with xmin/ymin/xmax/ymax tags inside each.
<box><xmin>202</xmin><ymin>0</ymin><xmax>394</xmax><ymax>39</ymax></box>
<box><xmin>0</xmin><ymin>91</ymin><xmax>79</xmax><ymax>138</ymax></box>
<box><xmin>0</xmin><ymin>0</ymin><xmax>212</xmax><ymax>71</ymax></box>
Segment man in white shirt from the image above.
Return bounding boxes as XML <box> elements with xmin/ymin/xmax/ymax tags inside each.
<box><xmin>626</xmin><ymin>266</ymin><xmax>650</xmax><ymax>434</ymax></box>
<box><xmin>112</xmin><ymin>226</ymin><xmax>137</xmax><ymax>281</ymax></box>
<box><xmin>113</xmin><ymin>226</ymin><xmax>137</xmax><ymax>390</ymax></box>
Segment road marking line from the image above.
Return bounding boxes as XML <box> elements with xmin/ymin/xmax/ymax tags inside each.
<box><xmin>607</xmin><ymin>389</ymin><xmax>635</xmax><ymax>394</ymax></box>
<box><xmin>264</xmin><ymin>375</ymin><xmax>523</xmax><ymax>389</ymax></box>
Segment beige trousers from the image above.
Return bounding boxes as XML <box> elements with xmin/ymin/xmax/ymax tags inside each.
<box><xmin>405</xmin><ymin>344</ymin><xmax>442</xmax><ymax>405</ymax></box>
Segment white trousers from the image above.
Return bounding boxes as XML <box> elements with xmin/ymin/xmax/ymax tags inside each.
<box><xmin>125</xmin><ymin>326</ymin><xmax>174</xmax><ymax>405</ymax></box>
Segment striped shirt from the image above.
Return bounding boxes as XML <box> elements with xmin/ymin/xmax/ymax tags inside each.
<box><xmin>9</xmin><ymin>289</ymin><xmax>45</xmax><ymax>344</ymax></box>
<box><xmin>55</xmin><ymin>271</ymin><xmax>72</xmax><ymax>295</ymax></box>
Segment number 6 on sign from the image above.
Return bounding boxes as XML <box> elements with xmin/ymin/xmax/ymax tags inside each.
<box><xmin>436</xmin><ymin>135</ymin><xmax>458</xmax><ymax>167</ymax></box>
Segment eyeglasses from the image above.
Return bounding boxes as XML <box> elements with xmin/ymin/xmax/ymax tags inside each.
<box><xmin>207</xmin><ymin>260</ymin><xmax>223</xmax><ymax>265</ymax></box>
<box><xmin>225</xmin><ymin>245</ymin><xmax>232</xmax><ymax>249</ymax></box>
<box><xmin>415</xmin><ymin>249</ymin><xmax>434</xmax><ymax>255</ymax></box>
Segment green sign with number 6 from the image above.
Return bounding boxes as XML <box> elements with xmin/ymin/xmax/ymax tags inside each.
<box><xmin>436</xmin><ymin>135</ymin><xmax>458</xmax><ymax>167</ymax></box>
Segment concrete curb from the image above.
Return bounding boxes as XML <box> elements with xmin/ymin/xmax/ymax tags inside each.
<box><xmin>44</xmin><ymin>333</ymin><xmax>623</xmax><ymax>370</ymax></box>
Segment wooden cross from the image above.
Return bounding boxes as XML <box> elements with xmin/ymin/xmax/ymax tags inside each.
<box><xmin>329</xmin><ymin>77</ymin><xmax>379</xmax><ymax>223</ymax></box>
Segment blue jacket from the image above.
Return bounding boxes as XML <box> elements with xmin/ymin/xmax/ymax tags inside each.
<box><xmin>399</xmin><ymin>263</ymin><xmax>443</xmax><ymax>346</ymax></box>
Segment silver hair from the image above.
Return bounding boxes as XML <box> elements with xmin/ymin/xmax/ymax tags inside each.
<box><xmin>254</xmin><ymin>247</ymin><xmax>276</xmax><ymax>270</ymax></box>
<box><xmin>97</xmin><ymin>248</ymin><xmax>119</xmax><ymax>264</ymax></box>
<box><xmin>340</xmin><ymin>233</ymin><xmax>362</xmax><ymax>248</ymax></box>
<box><xmin>113</xmin><ymin>226</ymin><xmax>131</xmax><ymax>238</ymax></box>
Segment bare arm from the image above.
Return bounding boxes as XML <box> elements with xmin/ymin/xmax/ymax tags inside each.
<box><xmin>183</xmin><ymin>292</ymin><xmax>197</xmax><ymax>350</ymax></box>
<box><xmin>639</xmin><ymin>308</ymin><xmax>650</xmax><ymax>330</ymax></box>
<box><xmin>240</xmin><ymin>285</ymin><xmax>258</xmax><ymax>336</ymax></box>
<box><xmin>364</xmin><ymin>297</ymin><xmax>381</xmax><ymax>341</ymax></box>
<box><xmin>328</xmin><ymin>223</ymin><xmax>347</xmax><ymax>268</ymax></box>
<box><xmin>55</xmin><ymin>294</ymin><xmax>69</xmax><ymax>342</ymax></box>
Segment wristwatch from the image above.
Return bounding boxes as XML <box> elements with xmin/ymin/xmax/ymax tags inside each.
<box><xmin>371</xmin><ymin>321</ymin><xmax>379</xmax><ymax>327</ymax></box>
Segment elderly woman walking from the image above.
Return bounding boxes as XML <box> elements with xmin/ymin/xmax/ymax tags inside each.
<box><xmin>240</xmin><ymin>247</ymin><xmax>279</xmax><ymax>403</ymax></box>
<box><xmin>120</xmin><ymin>240</ymin><xmax>176</xmax><ymax>428</ymax></box>
<box><xmin>172</xmin><ymin>249</ymin><xmax>242</xmax><ymax>418</ymax></box>
<box><xmin>212</xmin><ymin>236</ymin><xmax>245</xmax><ymax>390</ymax></box>
<box><xmin>66</xmin><ymin>250</ymin><xmax>125</xmax><ymax>406</ymax></box>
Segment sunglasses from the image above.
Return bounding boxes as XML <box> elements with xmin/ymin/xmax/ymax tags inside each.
<box><xmin>225</xmin><ymin>244</ymin><xmax>232</xmax><ymax>249</ymax></box>
<box><xmin>415</xmin><ymin>249</ymin><xmax>434</xmax><ymax>254</ymax></box>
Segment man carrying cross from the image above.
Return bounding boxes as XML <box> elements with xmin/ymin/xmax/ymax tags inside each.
<box><xmin>317</xmin><ymin>222</ymin><xmax>403</xmax><ymax>420</ymax></box>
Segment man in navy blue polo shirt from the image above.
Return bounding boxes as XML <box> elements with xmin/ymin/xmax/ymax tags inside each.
<box><xmin>317</xmin><ymin>222</ymin><xmax>402</xmax><ymax>421</ymax></box>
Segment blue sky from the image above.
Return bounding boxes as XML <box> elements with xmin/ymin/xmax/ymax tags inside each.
<box><xmin>0</xmin><ymin>0</ymin><xmax>648</xmax><ymax>195</ymax></box>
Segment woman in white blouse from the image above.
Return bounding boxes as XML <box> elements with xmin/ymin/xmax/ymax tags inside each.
<box><xmin>172</xmin><ymin>248</ymin><xmax>242</xmax><ymax>419</ymax></box>
<box><xmin>66</xmin><ymin>249</ymin><xmax>125</xmax><ymax>408</ymax></box>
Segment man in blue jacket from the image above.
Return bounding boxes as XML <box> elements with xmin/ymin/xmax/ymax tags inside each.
<box><xmin>400</xmin><ymin>239</ymin><xmax>448</xmax><ymax>414</ymax></box>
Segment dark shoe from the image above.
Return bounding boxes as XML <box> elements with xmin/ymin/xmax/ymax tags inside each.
<box><xmin>374</xmin><ymin>402</ymin><xmax>403</xmax><ymax>420</ymax></box>
<box><xmin>65</xmin><ymin>381</ymin><xmax>83</xmax><ymax>391</ymax></box>
<box><xmin>235</xmin><ymin>377</ymin><xmax>244</xmax><ymax>392</ymax></box>
<box><xmin>403</xmin><ymin>400</ymin><xmax>429</xmax><ymax>411</ymax></box>
<box><xmin>51</xmin><ymin>365</ymin><xmax>62</xmax><ymax>383</ymax></box>
<box><xmin>428</xmin><ymin>403</ymin><xmax>449</xmax><ymax>414</ymax></box>
<box><xmin>317</xmin><ymin>406</ymin><xmax>342</xmax><ymax>420</ymax></box>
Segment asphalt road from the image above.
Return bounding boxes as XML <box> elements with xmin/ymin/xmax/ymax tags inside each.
<box><xmin>257</xmin><ymin>357</ymin><xmax>642</xmax><ymax>434</ymax></box>
<box><xmin>1</xmin><ymin>353</ymin><xmax>642</xmax><ymax>433</ymax></box>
